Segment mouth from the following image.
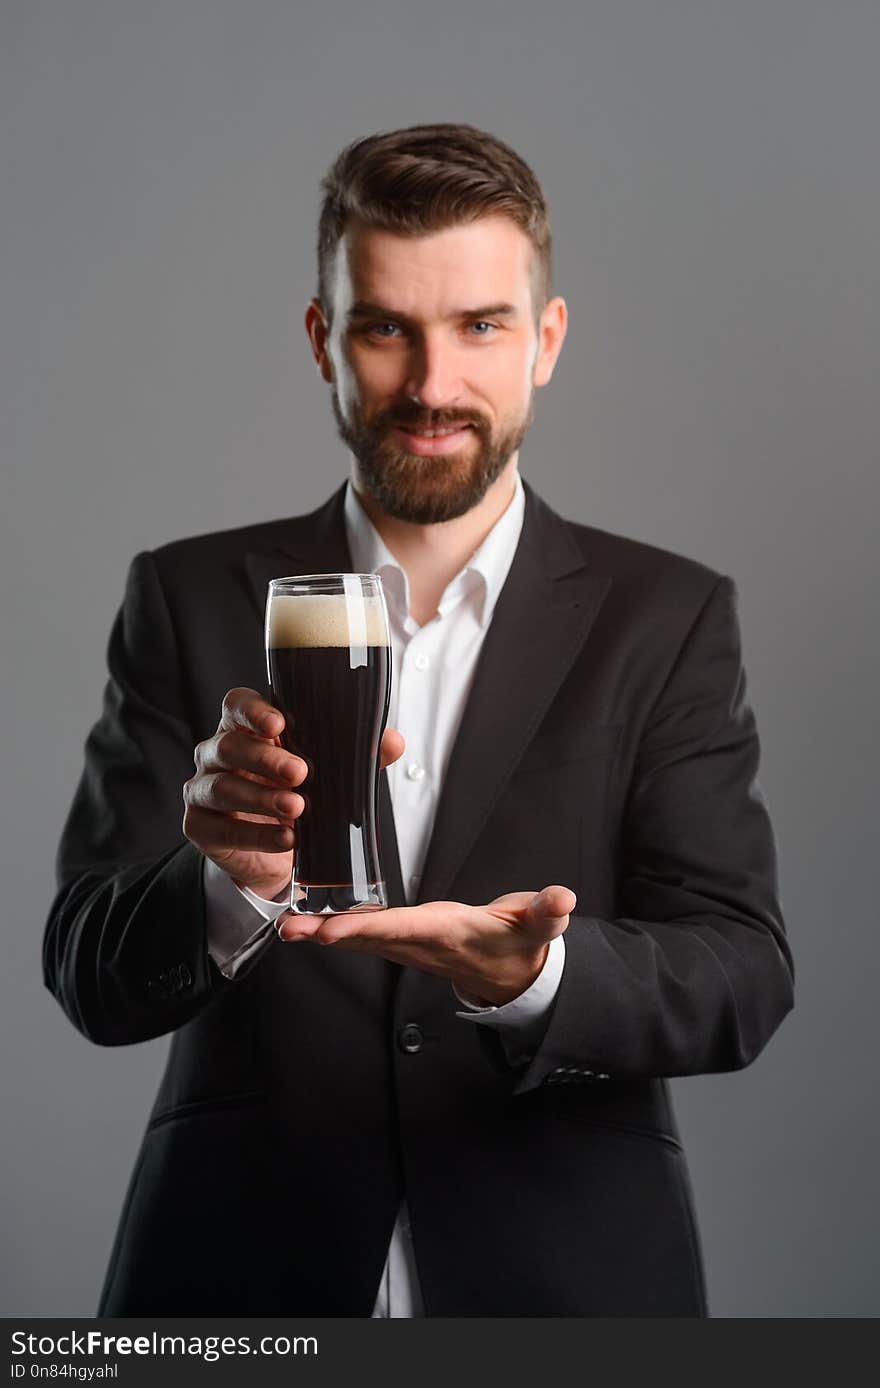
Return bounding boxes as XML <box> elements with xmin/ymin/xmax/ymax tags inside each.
<box><xmin>392</xmin><ymin>423</ymin><xmax>475</xmax><ymax>457</ymax></box>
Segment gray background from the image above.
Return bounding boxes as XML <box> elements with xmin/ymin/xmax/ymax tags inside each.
<box><xmin>2</xmin><ymin>0</ymin><xmax>877</xmax><ymax>1317</ymax></box>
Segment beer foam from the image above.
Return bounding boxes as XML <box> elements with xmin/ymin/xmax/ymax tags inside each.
<box><xmin>267</xmin><ymin>593</ymin><xmax>389</xmax><ymax>648</ymax></box>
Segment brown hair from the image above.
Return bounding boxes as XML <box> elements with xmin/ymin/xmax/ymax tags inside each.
<box><xmin>316</xmin><ymin>123</ymin><xmax>552</xmax><ymax>322</ymax></box>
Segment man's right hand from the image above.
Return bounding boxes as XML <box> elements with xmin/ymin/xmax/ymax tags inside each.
<box><xmin>183</xmin><ymin>687</ymin><xmax>405</xmax><ymax>901</ymax></box>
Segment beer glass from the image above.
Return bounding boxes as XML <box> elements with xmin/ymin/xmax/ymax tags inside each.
<box><xmin>266</xmin><ymin>574</ymin><xmax>392</xmax><ymax>915</ymax></box>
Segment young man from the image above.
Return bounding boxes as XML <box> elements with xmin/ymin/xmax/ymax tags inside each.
<box><xmin>45</xmin><ymin>124</ymin><xmax>794</xmax><ymax>1317</ymax></box>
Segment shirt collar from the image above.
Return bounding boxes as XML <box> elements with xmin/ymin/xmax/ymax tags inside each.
<box><xmin>343</xmin><ymin>470</ymin><xmax>525</xmax><ymax>629</ymax></box>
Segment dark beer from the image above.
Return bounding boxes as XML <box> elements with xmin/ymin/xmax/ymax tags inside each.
<box><xmin>266</xmin><ymin>583</ymin><xmax>391</xmax><ymax>914</ymax></box>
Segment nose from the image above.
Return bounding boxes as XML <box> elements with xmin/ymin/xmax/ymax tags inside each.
<box><xmin>403</xmin><ymin>336</ymin><xmax>463</xmax><ymax>411</ymax></box>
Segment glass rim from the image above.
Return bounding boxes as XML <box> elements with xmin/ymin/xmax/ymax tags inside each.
<box><xmin>269</xmin><ymin>572</ymin><xmax>384</xmax><ymax>589</ymax></box>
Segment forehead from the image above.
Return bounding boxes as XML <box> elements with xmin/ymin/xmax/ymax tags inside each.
<box><xmin>334</xmin><ymin>216</ymin><xmax>534</xmax><ymax>316</ymax></box>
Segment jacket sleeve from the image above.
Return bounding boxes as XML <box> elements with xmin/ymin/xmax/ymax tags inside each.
<box><xmin>43</xmin><ymin>550</ymin><xmax>232</xmax><ymax>1045</ymax></box>
<box><xmin>511</xmin><ymin>574</ymin><xmax>794</xmax><ymax>1094</ymax></box>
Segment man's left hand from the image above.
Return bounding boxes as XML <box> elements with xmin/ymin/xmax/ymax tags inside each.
<box><xmin>276</xmin><ymin>884</ymin><xmax>576</xmax><ymax>1006</ymax></box>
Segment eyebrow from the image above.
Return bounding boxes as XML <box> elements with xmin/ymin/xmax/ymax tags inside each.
<box><xmin>346</xmin><ymin>300</ymin><xmax>519</xmax><ymax>324</ymax></box>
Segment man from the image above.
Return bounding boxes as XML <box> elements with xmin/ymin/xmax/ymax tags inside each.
<box><xmin>44</xmin><ymin>124</ymin><xmax>794</xmax><ymax>1317</ymax></box>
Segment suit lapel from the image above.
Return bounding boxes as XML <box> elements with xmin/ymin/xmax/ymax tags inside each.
<box><xmin>242</xmin><ymin>482</ymin><xmax>406</xmax><ymax>910</ymax></box>
<box><xmin>242</xmin><ymin>483</ymin><xmax>353</xmax><ymax>624</ymax></box>
<box><xmin>416</xmin><ymin>481</ymin><xmax>612</xmax><ymax>906</ymax></box>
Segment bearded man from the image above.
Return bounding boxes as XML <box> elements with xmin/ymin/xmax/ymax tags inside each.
<box><xmin>45</xmin><ymin>123</ymin><xmax>794</xmax><ymax>1317</ymax></box>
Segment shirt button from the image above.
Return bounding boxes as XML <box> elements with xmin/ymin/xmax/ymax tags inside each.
<box><xmin>413</xmin><ymin>653</ymin><xmax>430</xmax><ymax>671</ymax></box>
<box><xmin>406</xmin><ymin>762</ymin><xmax>426</xmax><ymax>781</ymax></box>
<box><xmin>398</xmin><ymin>1023</ymin><xmax>424</xmax><ymax>1054</ymax></box>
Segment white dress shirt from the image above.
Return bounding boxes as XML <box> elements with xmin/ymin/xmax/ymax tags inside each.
<box><xmin>202</xmin><ymin>467</ymin><xmax>565</xmax><ymax>1315</ymax></box>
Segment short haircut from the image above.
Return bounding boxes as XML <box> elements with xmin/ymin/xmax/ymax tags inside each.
<box><xmin>316</xmin><ymin>123</ymin><xmax>552</xmax><ymax>322</ymax></box>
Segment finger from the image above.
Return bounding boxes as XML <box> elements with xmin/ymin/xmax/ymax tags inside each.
<box><xmin>185</xmin><ymin>804</ymin><xmax>295</xmax><ymax>854</ymax></box>
<box><xmin>275</xmin><ymin>914</ymin><xmax>439</xmax><ymax>970</ymax></box>
<box><xmin>274</xmin><ymin>924</ymin><xmax>433</xmax><ymax>972</ymax></box>
<box><xmin>313</xmin><ymin>901</ymin><xmax>466</xmax><ymax>946</ymax></box>
<box><xmin>276</xmin><ymin>905</ymin><xmax>416</xmax><ymax>945</ymax></box>
<box><xmin>541</xmin><ymin>884</ymin><xmax>577</xmax><ymax>916</ymax></box>
<box><xmin>219</xmin><ymin>687</ymin><xmax>285</xmax><ymax>739</ymax></box>
<box><xmin>521</xmin><ymin>885</ymin><xmax>577</xmax><ymax>938</ymax></box>
<box><xmin>199</xmin><ymin>727</ymin><xmax>307</xmax><ymax>787</ymax></box>
<box><xmin>276</xmin><ymin>914</ymin><xmax>320</xmax><ymax>943</ymax></box>
<box><xmin>486</xmin><ymin>890</ymin><xmax>544</xmax><ymax>914</ymax></box>
<box><xmin>379</xmin><ymin>726</ymin><xmax>406</xmax><ymax>770</ymax></box>
<box><xmin>186</xmin><ymin>770</ymin><xmax>305</xmax><ymax>823</ymax></box>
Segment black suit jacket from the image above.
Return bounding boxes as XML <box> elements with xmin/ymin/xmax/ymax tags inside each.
<box><xmin>44</xmin><ymin>479</ymin><xmax>794</xmax><ymax>1316</ymax></box>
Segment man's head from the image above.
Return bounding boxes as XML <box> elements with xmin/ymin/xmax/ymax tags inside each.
<box><xmin>306</xmin><ymin>123</ymin><xmax>567</xmax><ymax>523</ymax></box>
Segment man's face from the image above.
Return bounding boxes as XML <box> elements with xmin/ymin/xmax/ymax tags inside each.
<box><xmin>308</xmin><ymin>216</ymin><xmax>566</xmax><ymax>524</ymax></box>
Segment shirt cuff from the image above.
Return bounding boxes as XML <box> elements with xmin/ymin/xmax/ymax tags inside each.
<box><xmin>203</xmin><ymin>857</ymin><xmax>290</xmax><ymax>980</ymax></box>
<box><xmin>453</xmin><ymin>933</ymin><xmax>566</xmax><ymax>1064</ymax></box>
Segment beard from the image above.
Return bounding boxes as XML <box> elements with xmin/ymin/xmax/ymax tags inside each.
<box><xmin>330</xmin><ymin>389</ymin><xmax>534</xmax><ymax>523</ymax></box>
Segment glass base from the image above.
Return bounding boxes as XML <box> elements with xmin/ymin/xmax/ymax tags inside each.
<box><xmin>289</xmin><ymin>881</ymin><xmax>387</xmax><ymax>915</ymax></box>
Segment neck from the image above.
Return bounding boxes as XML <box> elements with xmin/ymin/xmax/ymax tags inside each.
<box><xmin>350</xmin><ymin>457</ymin><xmax>520</xmax><ymax>624</ymax></box>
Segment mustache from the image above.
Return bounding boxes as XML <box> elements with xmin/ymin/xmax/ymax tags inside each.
<box><xmin>378</xmin><ymin>405</ymin><xmax>488</xmax><ymax>433</ymax></box>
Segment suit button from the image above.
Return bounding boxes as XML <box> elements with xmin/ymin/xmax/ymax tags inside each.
<box><xmin>398</xmin><ymin>1023</ymin><xmax>423</xmax><ymax>1054</ymax></box>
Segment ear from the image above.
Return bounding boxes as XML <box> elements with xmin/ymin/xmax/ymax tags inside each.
<box><xmin>533</xmin><ymin>296</ymin><xmax>568</xmax><ymax>389</ymax></box>
<box><xmin>305</xmin><ymin>298</ymin><xmax>335</xmax><ymax>383</ymax></box>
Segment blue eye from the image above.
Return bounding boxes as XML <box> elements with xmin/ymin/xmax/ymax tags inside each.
<box><xmin>368</xmin><ymin>323</ymin><xmax>401</xmax><ymax>338</ymax></box>
<box><xmin>469</xmin><ymin>321</ymin><xmax>495</xmax><ymax>335</ymax></box>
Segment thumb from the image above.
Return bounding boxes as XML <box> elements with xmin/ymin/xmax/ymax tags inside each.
<box><xmin>521</xmin><ymin>884</ymin><xmax>577</xmax><ymax>940</ymax></box>
<box><xmin>379</xmin><ymin>726</ymin><xmax>405</xmax><ymax>771</ymax></box>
